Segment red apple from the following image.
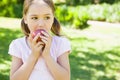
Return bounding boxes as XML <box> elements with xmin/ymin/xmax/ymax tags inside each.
<box><xmin>32</xmin><ymin>29</ymin><xmax>46</xmax><ymax>42</ymax></box>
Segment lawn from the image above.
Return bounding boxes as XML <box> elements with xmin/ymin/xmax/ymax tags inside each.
<box><xmin>0</xmin><ymin>17</ymin><xmax>120</xmax><ymax>80</ymax></box>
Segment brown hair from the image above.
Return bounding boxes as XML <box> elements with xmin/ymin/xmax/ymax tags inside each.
<box><xmin>21</xmin><ymin>0</ymin><xmax>61</xmax><ymax>36</ymax></box>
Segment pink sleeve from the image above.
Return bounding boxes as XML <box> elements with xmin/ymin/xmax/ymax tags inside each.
<box><xmin>56</xmin><ymin>38</ymin><xmax>71</xmax><ymax>57</ymax></box>
<box><xmin>8</xmin><ymin>40</ymin><xmax>21</xmax><ymax>58</ymax></box>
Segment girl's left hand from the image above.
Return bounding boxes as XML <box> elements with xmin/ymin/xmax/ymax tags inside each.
<box><xmin>40</xmin><ymin>31</ymin><xmax>52</xmax><ymax>58</ymax></box>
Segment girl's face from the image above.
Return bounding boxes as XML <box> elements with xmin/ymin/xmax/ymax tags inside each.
<box><xmin>24</xmin><ymin>0</ymin><xmax>54</xmax><ymax>33</ymax></box>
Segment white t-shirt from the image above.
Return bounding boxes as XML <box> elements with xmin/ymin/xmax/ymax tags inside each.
<box><xmin>8</xmin><ymin>36</ymin><xmax>71</xmax><ymax>80</ymax></box>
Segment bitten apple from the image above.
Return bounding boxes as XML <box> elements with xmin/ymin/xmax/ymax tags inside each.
<box><xmin>32</xmin><ymin>29</ymin><xmax>46</xmax><ymax>42</ymax></box>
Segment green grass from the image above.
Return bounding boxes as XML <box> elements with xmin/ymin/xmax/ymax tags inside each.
<box><xmin>0</xmin><ymin>17</ymin><xmax>120</xmax><ymax>80</ymax></box>
<box><xmin>0</xmin><ymin>27</ymin><xmax>23</xmax><ymax>80</ymax></box>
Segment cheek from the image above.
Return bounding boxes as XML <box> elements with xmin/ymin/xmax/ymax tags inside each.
<box><xmin>46</xmin><ymin>20</ymin><xmax>53</xmax><ymax>30</ymax></box>
<box><xmin>49</xmin><ymin>18</ymin><xmax>54</xmax><ymax>27</ymax></box>
<box><xmin>27</xmin><ymin>22</ymin><xmax>37</xmax><ymax>32</ymax></box>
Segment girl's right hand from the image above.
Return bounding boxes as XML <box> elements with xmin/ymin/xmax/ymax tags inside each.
<box><xmin>28</xmin><ymin>33</ymin><xmax>44</xmax><ymax>59</ymax></box>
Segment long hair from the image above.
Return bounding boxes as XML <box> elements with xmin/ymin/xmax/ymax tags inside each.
<box><xmin>21</xmin><ymin>0</ymin><xmax>61</xmax><ymax>37</ymax></box>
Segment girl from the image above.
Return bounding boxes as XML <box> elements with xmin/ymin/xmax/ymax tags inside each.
<box><xmin>8</xmin><ymin>0</ymin><xmax>71</xmax><ymax>80</ymax></box>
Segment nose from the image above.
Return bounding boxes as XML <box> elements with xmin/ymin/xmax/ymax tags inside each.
<box><xmin>38</xmin><ymin>19</ymin><xmax>45</xmax><ymax>27</ymax></box>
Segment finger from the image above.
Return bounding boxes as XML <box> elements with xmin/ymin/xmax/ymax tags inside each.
<box><xmin>36</xmin><ymin>41</ymin><xmax>44</xmax><ymax>46</ymax></box>
<box><xmin>33</xmin><ymin>33</ymin><xmax>40</xmax><ymax>44</ymax></box>
<box><xmin>36</xmin><ymin>42</ymin><xmax>44</xmax><ymax>51</ymax></box>
<box><xmin>40</xmin><ymin>35</ymin><xmax>48</xmax><ymax>41</ymax></box>
<box><xmin>41</xmin><ymin>31</ymin><xmax>49</xmax><ymax>38</ymax></box>
<box><xmin>41</xmin><ymin>38</ymin><xmax>48</xmax><ymax>44</ymax></box>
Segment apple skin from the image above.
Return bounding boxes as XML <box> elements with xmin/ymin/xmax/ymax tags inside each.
<box><xmin>32</xmin><ymin>29</ymin><xmax>46</xmax><ymax>42</ymax></box>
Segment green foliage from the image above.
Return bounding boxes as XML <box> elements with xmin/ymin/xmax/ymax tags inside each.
<box><xmin>88</xmin><ymin>3</ymin><xmax>120</xmax><ymax>23</ymax></box>
<box><xmin>55</xmin><ymin>6</ymin><xmax>90</xmax><ymax>29</ymax></box>
<box><xmin>66</xmin><ymin>0</ymin><xmax>92</xmax><ymax>6</ymax></box>
<box><xmin>100</xmin><ymin>0</ymin><xmax>119</xmax><ymax>4</ymax></box>
<box><xmin>65</xmin><ymin>0</ymin><xmax>120</xmax><ymax>6</ymax></box>
<box><xmin>0</xmin><ymin>28</ymin><xmax>23</xmax><ymax>80</ymax></box>
<box><xmin>0</xmin><ymin>0</ymin><xmax>23</xmax><ymax>18</ymax></box>
<box><xmin>88</xmin><ymin>4</ymin><xmax>106</xmax><ymax>21</ymax></box>
<box><xmin>106</xmin><ymin>3</ymin><xmax>120</xmax><ymax>23</ymax></box>
<box><xmin>55</xmin><ymin>5</ymin><xmax>70</xmax><ymax>25</ymax></box>
<box><xmin>73</xmin><ymin>6</ymin><xmax>90</xmax><ymax>29</ymax></box>
<box><xmin>0</xmin><ymin>0</ymin><xmax>120</xmax><ymax>29</ymax></box>
<box><xmin>65</xmin><ymin>0</ymin><xmax>94</xmax><ymax>6</ymax></box>
<box><xmin>55</xmin><ymin>3</ymin><xmax>120</xmax><ymax>29</ymax></box>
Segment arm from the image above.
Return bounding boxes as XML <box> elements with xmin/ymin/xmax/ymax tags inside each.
<box><xmin>10</xmin><ymin>54</ymin><xmax>38</xmax><ymax>80</ymax></box>
<box><xmin>43</xmin><ymin>51</ymin><xmax>71</xmax><ymax>80</ymax></box>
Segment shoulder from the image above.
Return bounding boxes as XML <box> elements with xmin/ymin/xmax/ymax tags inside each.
<box><xmin>12</xmin><ymin>36</ymin><xmax>25</xmax><ymax>43</ymax></box>
<box><xmin>8</xmin><ymin>36</ymin><xmax>26</xmax><ymax>58</ymax></box>
<box><xmin>52</xmin><ymin>36</ymin><xmax>71</xmax><ymax>57</ymax></box>
<box><xmin>10</xmin><ymin>36</ymin><xmax>26</xmax><ymax>46</ymax></box>
<box><xmin>53</xmin><ymin>36</ymin><xmax>70</xmax><ymax>45</ymax></box>
<box><xmin>9</xmin><ymin>36</ymin><xmax>26</xmax><ymax>51</ymax></box>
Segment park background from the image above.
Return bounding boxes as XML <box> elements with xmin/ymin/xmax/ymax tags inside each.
<box><xmin>0</xmin><ymin>0</ymin><xmax>120</xmax><ymax>80</ymax></box>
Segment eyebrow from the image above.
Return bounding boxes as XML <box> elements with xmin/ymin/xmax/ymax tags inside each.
<box><xmin>30</xmin><ymin>14</ymin><xmax>51</xmax><ymax>16</ymax></box>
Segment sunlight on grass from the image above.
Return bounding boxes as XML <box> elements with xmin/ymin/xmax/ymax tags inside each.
<box><xmin>0</xmin><ymin>61</ymin><xmax>11</xmax><ymax>75</ymax></box>
<box><xmin>0</xmin><ymin>17</ymin><xmax>21</xmax><ymax>29</ymax></box>
<box><xmin>0</xmin><ymin>60</ymin><xmax>11</xmax><ymax>80</ymax></box>
<box><xmin>88</xmin><ymin>60</ymin><xmax>101</xmax><ymax>65</ymax></box>
<box><xmin>107</xmin><ymin>54</ymin><xmax>120</xmax><ymax>60</ymax></box>
<box><xmin>62</xmin><ymin>23</ymin><xmax>120</xmax><ymax>80</ymax></box>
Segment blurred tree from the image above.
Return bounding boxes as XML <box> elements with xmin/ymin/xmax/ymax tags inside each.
<box><xmin>64</xmin><ymin>0</ymin><xmax>120</xmax><ymax>6</ymax></box>
<box><xmin>0</xmin><ymin>0</ymin><xmax>23</xmax><ymax>18</ymax></box>
<box><xmin>93</xmin><ymin>0</ymin><xmax>100</xmax><ymax>4</ymax></box>
<box><xmin>0</xmin><ymin>0</ymin><xmax>120</xmax><ymax>18</ymax></box>
<box><xmin>100</xmin><ymin>0</ymin><xmax>116</xmax><ymax>4</ymax></box>
<box><xmin>17</xmin><ymin>0</ymin><xmax>24</xmax><ymax>4</ymax></box>
<box><xmin>53</xmin><ymin>0</ymin><xmax>65</xmax><ymax>3</ymax></box>
<box><xmin>65</xmin><ymin>0</ymin><xmax>94</xmax><ymax>6</ymax></box>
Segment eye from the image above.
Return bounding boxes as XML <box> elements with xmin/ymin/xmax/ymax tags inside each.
<box><xmin>44</xmin><ymin>16</ymin><xmax>50</xmax><ymax>20</ymax></box>
<box><xmin>31</xmin><ymin>17</ymin><xmax>38</xmax><ymax>20</ymax></box>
